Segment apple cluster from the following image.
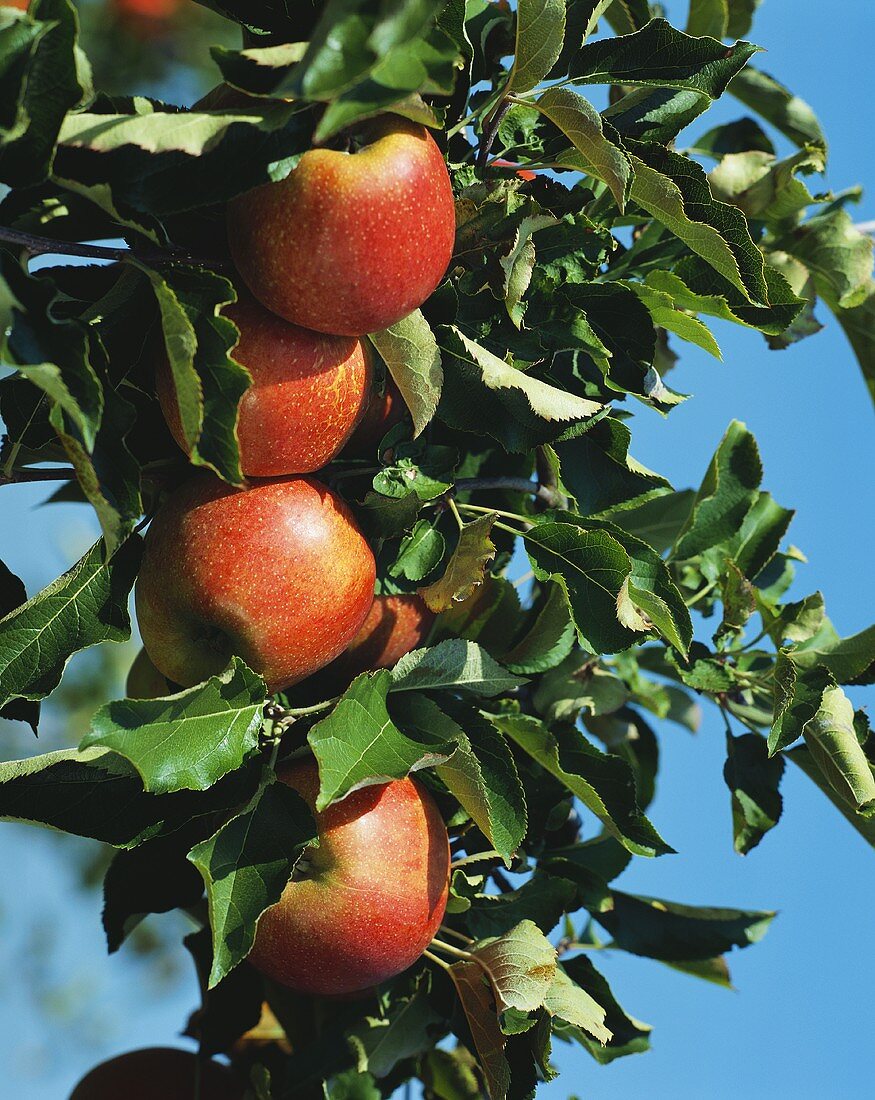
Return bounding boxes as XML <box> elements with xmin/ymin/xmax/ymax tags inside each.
<box><xmin>121</xmin><ymin>116</ymin><xmax>456</xmax><ymax>1023</ymax></box>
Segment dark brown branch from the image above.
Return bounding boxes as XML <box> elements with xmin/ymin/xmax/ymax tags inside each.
<box><xmin>477</xmin><ymin>98</ymin><xmax>512</xmax><ymax>169</ymax></box>
<box><xmin>0</xmin><ymin>226</ymin><xmax>229</xmax><ymax>269</ymax></box>
<box><xmin>453</xmin><ymin>476</ymin><xmax>563</xmax><ymax>506</ymax></box>
<box><xmin>0</xmin><ymin>466</ymin><xmax>76</xmax><ymax>486</ymax></box>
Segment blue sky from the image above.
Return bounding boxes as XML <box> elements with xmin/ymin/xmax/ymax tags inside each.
<box><xmin>1</xmin><ymin>2</ymin><xmax>873</xmax><ymax>1097</ymax></box>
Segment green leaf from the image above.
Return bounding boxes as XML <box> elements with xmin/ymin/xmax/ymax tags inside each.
<box><xmin>532</xmin><ymin>87</ymin><xmax>631</xmax><ymax>209</ymax></box>
<box><xmin>0</xmin><ymin>0</ymin><xmax>88</xmax><ymax>187</ymax></box>
<box><xmin>388</xmin><ymin>520</ymin><xmax>446</xmax><ymax>582</ymax></box>
<box><xmin>188</xmin><ymin>778</ymin><xmax>317</xmax><ymax>987</ymax></box>
<box><xmin>448</xmin><ymin>959</ymin><xmax>511</xmax><ymax>1100</ymax></box>
<box><xmin>777</xmin><ymin>209</ymin><xmax>873</xmax><ymax>310</ymax></box>
<box><xmin>769</xmin><ymin>652</ymin><xmax>832</xmax><ymax>754</ymax></box>
<box><xmin>672</xmin><ymin>419</ymin><xmax>761</xmax><ymax>560</ymax></box>
<box><xmin>347</xmin><ymin>973</ymin><xmax>443</xmax><ymax>1079</ymax></box>
<box><xmin>686</xmin><ymin>0</ymin><xmax>728</xmax><ymax>38</ymax></box>
<box><xmin>729</xmin><ymin>65</ymin><xmax>826</xmax><ymax>150</ymax></box>
<box><xmin>507</xmin><ymin>0</ymin><xmax>566</xmax><ymax>94</ymax></box>
<box><xmin>524</xmin><ymin>521</ymin><xmax>636</xmax><ymax>654</ymax></box>
<box><xmin>469</xmin><ymin>919</ymin><xmax>557</xmax><ymax>1013</ymax></box>
<box><xmin>664</xmin><ymin>955</ymin><xmax>733</xmax><ymax>988</ymax></box>
<box><xmin>556</xmin><ymin>955</ymin><xmax>651</xmax><ymax>1063</ymax></box>
<box><xmin>725</xmin><ymin>0</ymin><xmax>761</xmax><ymax>38</ymax></box>
<box><xmin>53</xmin><ymin>99</ymin><xmax>315</xmax><ymax>217</ymax></box>
<box><xmin>533</xmin><ymin>653</ymin><xmax>629</xmax><ymax>722</ymax></box>
<box><xmin>788</xmin><ymin>745</ymin><xmax>875</xmax><ymax>850</ymax></box>
<box><xmin>588</xmin><ymin>520</ymin><xmax>692</xmax><ymax>656</ymax></box>
<box><xmin>791</xmin><ymin>622</ymin><xmax>875</xmax><ymax>684</ymax></box>
<box><xmin>544</xmin><ymin>964</ymin><xmax>611</xmax><ymax>1044</ymax></box>
<box><xmin>723</xmin><ymin>731</ymin><xmax>784</xmax><ymax>854</ymax></box>
<box><xmin>555</xmin><ymin>417</ymin><xmax>670</xmax><ymax>516</ymax></box>
<box><xmin>421</xmin><ymin>1047</ymin><xmax>481</xmax><ymax>1100</ymax></box>
<box><xmin>802</xmin><ymin>684</ymin><xmax>875</xmax><ymax>817</ymax></box>
<box><xmin>0</xmin><ymin>536</ymin><xmax>141</xmax><ymax>710</ymax></box>
<box><xmin>307</xmin><ymin>670</ymin><xmax>454</xmax><ymax>810</ymax></box>
<box><xmin>568</xmin><ymin>19</ymin><xmax>759</xmax><ymax>98</ymax></box>
<box><xmin>501</xmin><ymin>581</ymin><xmax>576</xmax><ymax>675</ymax></box>
<box><xmin>144</xmin><ymin>265</ymin><xmax>249</xmax><ymax>485</ymax></box>
<box><xmin>623</xmin><ymin>280</ymin><xmax>721</xmax><ymax>359</ymax></box>
<box><xmin>368</xmin><ymin>310</ymin><xmax>442</xmax><ymax>438</ymax></box>
<box><xmin>102</xmin><ymin>829</ymin><xmax>206</xmax><ymax>952</ymax></box>
<box><xmin>595</xmin><ymin>892</ymin><xmax>774</xmax><ymax>960</ymax></box>
<box><xmin>493</xmin><ymin>713</ymin><xmax>672</xmax><ymax>857</ymax></box>
<box><xmin>420</xmin><ymin>513</ymin><xmax>497</xmax><ymax>613</ymax></box>
<box><xmin>391</xmin><ymin>639</ymin><xmax>527</xmax><ymax>696</ymax></box>
<box><xmin>627</xmin><ymin>141</ymin><xmax>768</xmax><ymax>303</ymax></box>
<box><xmin>0</xmin><ymin>745</ymin><xmax>259</xmax><ymax>848</ymax></box>
<box><xmin>644</xmin><ymin>262</ymin><xmax>804</xmax><ymax>337</ymax></box>
<box><xmin>326</xmin><ymin>1069</ymin><xmax>381</xmax><ymax>1100</ymax></box>
<box><xmin>392</xmin><ymin>693</ymin><xmax>526</xmax><ymax>864</ymax></box>
<box><xmin>464</xmin><ymin>870</ymin><xmax>577</xmax><ymax>940</ymax></box>
<box><xmin>824</xmin><ymin>280</ymin><xmax>875</xmax><ymax>404</ymax></box>
<box><xmin>595</xmin><ymin>489</ymin><xmax>695</xmax><ymax>555</ymax></box>
<box><xmin>82</xmin><ymin>658</ymin><xmax>267</xmax><ymax>796</ymax></box>
<box><xmin>437</xmin><ymin>326</ymin><xmax>602</xmax><ymax>453</ymax></box>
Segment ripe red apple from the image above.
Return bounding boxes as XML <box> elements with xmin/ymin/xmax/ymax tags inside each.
<box><xmin>227</xmin><ymin>116</ymin><xmax>456</xmax><ymax>336</ymax></box>
<box><xmin>126</xmin><ymin>647</ymin><xmax>171</xmax><ymax>699</ymax></box>
<box><xmin>136</xmin><ymin>475</ymin><xmax>376</xmax><ymax>692</ymax></box>
<box><xmin>112</xmin><ymin>0</ymin><xmax>181</xmax><ymax>19</ymax></box>
<box><xmin>5</xmin><ymin>0</ymin><xmax>29</xmax><ymax>10</ymax></box>
<box><xmin>157</xmin><ymin>292</ymin><xmax>372</xmax><ymax>476</ymax></box>
<box><xmin>344</xmin><ymin>374</ymin><xmax>408</xmax><ymax>457</ymax></box>
<box><xmin>330</xmin><ymin>594</ymin><xmax>435</xmax><ymax>680</ymax></box>
<box><xmin>249</xmin><ymin>759</ymin><xmax>450</xmax><ymax>996</ymax></box>
<box><xmin>69</xmin><ymin>1047</ymin><xmax>243</xmax><ymax>1100</ymax></box>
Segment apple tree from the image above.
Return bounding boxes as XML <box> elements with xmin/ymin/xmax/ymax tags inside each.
<box><xmin>1</xmin><ymin>0</ymin><xmax>874</xmax><ymax>1097</ymax></box>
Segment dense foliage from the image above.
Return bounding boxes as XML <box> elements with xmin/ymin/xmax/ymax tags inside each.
<box><xmin>1</xmin><ymin>1</ymin><xmax>873</xmax><ymax>1096</ymax></box>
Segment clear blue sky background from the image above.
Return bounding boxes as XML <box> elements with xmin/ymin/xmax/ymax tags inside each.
<box><xmin>1</xmin><ymin>1</ymin><xmax>873</xmax><ymax>1097</ymax></box>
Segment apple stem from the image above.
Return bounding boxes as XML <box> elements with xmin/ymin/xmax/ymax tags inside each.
<box><xmin>422</xmin><ymin>948</ymin><xmax>452</xmax><ymax>972</ymax></box>
<box><xmin>447</xmin><ymin>496</ymin><xmax>466</xmax><ymax>531</ymax></box>
<box><xmin>439</xmin><ymin>925</ymin><xmax>475</xmax><ymax>945</ymax></box>
<box><xmin>428</xmin><ymin>938</ymin><xmax>475</xmax><ymax>961</ymax></box>
<box><xmin>0</xmin><ymin>225</ymin><xmax>229</xmax><ymax>269</ymax></box>
<box><xmin>264</xmin><ymin>697</ymin><xmax>339</xmax><ymax>730</ymax></box>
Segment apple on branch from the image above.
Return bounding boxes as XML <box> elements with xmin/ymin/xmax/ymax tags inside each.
<box><xmin>248</xmin><ymin>759</ymin><xmax>450</xmax><ymax>997</ymax></box>
<box><xmin>157</xmin><ymin>291</ymin><xmax>372</xmax><ymax>477</ymax></box>
<box><xmin>227</xmin><ymin>116</ymin><xmax>456</xmax><ymax>337</ymax></box>
<box><xmin>68</xmin><ymin>1047</ymin><xmax>244</xmax><ymax>1099</ymax></box>
<box><xmin>135</xmin><ymin>475</ymin><xmax>376</xmax><ymax>692</ymax></box>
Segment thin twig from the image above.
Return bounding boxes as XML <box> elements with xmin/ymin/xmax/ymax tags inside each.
<box><xmin>477</xmin><ymin>98</ymin><xmax>513</xmax><ymax>169</ymax></box>
<box><xmin>0</xmin><ymin>226</ymin><xmax>228</xmax><ymax>269</ymax></box>
<box><xmin>428</xmin><ymin>938</ymin><xmax>474</xmax><ymax>961</ymax></box>
<box><xmin>264</xmin><ymin>696</ymin><xmax>339</xmax><ymax>729</ymax></box>
<box><xmin>440</xmin><ymin>925</ymin><xmax>475</xmax><ymax>945</ymax></box>
<box><xmin>422</xmin><ymin>948</ymin><xmax>452</xmax><ymax>972</ymax></box>
<box><xmin>447</xmin><ymin>496</ymin><xmax>466</xmax><ymax>531</ymax></box>
<box><xmin>0</xmin><ymin>466</ymin><xmax>76</xmax><ymax>486</ymax></box>
<box><xmin>454</xmin><ymin>476</ymin><xmax>562</xmax><ymax>506</ymax></box>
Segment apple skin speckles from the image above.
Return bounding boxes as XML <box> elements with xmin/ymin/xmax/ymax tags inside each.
<box><xmin>135</xmin><ymin>474</ymin><xmax>376</xmax><ymax>693</ymax></box>
<box><xmin>227</xmin><ymin>117</ymin><xmax>456</xmax><ymax>337</ymax></box>
<box><xmin>248</xmin><ymin>759</ymin><xmax>451</xmax><ymax>997</ymax></box>
<box><xmin>157</xmin><ymin>292</ymin><xmax>372</xmax><ymax>477</ymax></box>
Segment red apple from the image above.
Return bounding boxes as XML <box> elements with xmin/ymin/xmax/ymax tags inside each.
<box><xmin>111</xmin><ymin>0</ymin><xmax>181</xmax><ymax>21</ymax></box>
<box><xmin>69</xmin><ymin>1047</ymin><xmax>243</xmax><ymax>1100</ymax></box>
<box><xmin>135</xmin><ymin>475</ymin><xmax>376</xmax><ymax>692</ymax></box>
<box><xmin>330</xmin><ymin>594</ymin><xmax>435</xmax><ymax>680</ymax></box>
<box><xmin>249</xmin><ymin>759</ymin><xmax>450</xmax><ymax>996</ymax></box>
<box><xmin>491</xmin><ymin>157</ymin><xmax>537</xmax><ymax>181</ymax></box>
<box><xmin>344</xmin><ymin>374</ymin><xmax>408</xmax><ymax>457</ymax></box>
<box><xmin>126</xmin><ymin>647</ymin><xmax>171</xmax><ymax>699</ymax></box>
<box><xmin>4</xmin><ymin>0</ymin><xmax>29</xmax><ymax>10</ymax></box>
<box><xmin>227</xmin><ymin>116</ymin><xmax>456</xmax><ymax>336</ymax></box>
<box><xmin>157</xmin><ymin>292</ymin><xmax>372</xmax><ymax>476</ymax></box>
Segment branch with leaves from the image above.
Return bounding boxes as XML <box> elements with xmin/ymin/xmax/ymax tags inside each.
<box><xmin>0</xmin><ymin>0</ymin><xmax>873</xmax><ymax>1097</ymax></box>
